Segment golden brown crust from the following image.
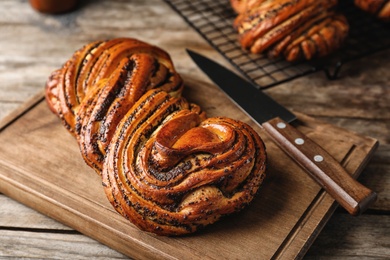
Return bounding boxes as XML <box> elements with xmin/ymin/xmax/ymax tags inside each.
<box><xmin>46</xmin><ymin>38</ymin><xmax>184</xmax><ymax>172</ymax></box>
<box><xmin>232</xmin><ymin>0</ymin><xmax>349</xmax><ymax>61</ymax></box>
<box><xmin>281</xmin><ymin>13</ymin><xmax>349</xmax><ymax>61</ymax></box>
<box><xmin>101</xmin><ymin>89</ymin><xmax>267</xmax><ymax>235</ymax></box>
<box><xmin>230</xmin><ymin>0</ymin><xmax>268</xmax><ymax>14</ymax></box>
<box><xmin>45</xmin><ymin>38</ymin><xmax>267</xmax><ymax>236</ymax></box>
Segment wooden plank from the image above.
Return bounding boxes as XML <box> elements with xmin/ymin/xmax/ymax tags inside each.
<box><xmin>305</xmin><ymin>214</ymin><xmax>390</xmax><ymax>259</ymax></box>
<box><xmin>2</xmin><ymin>196</ymin><xmax>388</xmax><ymax>260</ymax></box>
<box><xmin>267</xmin><ymin>50</ymin><xmax>390</xmax><ymax>123</ymax></box>
<box><xmin>0</xmin><ymin>94</ymin><xmax>377</xmax><ymax>259</ymax></box>
<box><xmin>0</xmin><ymin>90</ymin><xmax>44</xmax><ymax>131</ymax></box>
<box><xmin>358</xmin><ymin>144</ymin><xmax>390</xmax><ymax>211</ymax></box>
<box><xmin>0</xmin><ymin>230</ymin><xmax>127</xmax><ymax>259</ymax></box>
<box><xmin>0</xmin><ymin>194</ymin><xmax>70</xmax><ymax>230</ymax></box>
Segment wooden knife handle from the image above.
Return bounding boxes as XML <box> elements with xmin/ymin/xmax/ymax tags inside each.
<box><xmin>263</xmin><ymin>117</ymin><xmax>377</xmax><ymax>215</ymax></box>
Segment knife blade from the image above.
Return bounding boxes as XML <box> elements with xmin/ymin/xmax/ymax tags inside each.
<box><xmin>187</xmin><ymin>49</ymin><xmax>377</xmax><ymax>215</ymax></box>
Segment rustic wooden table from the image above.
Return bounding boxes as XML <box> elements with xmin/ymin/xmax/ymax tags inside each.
<box><xmin>0</xmin><ymin>0</ymin><xmax>389</xmax><ymax>259</ymax></box>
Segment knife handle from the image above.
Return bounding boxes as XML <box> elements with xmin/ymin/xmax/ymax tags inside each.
<box><xmin>263</xmin><ymin>117</ymin><xmax>377</xmax><ymax>215</ymax></box>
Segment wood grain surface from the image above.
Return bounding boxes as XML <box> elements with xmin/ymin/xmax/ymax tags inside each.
<box><xmin>0</xmin><ymin>93</ymin><xmax>378</xmax><ymax>259</ymax></box>
<box><xmin>0</xmin><ymin>0</ymin><xmax>389</xmax><ymax>259</ymax></box>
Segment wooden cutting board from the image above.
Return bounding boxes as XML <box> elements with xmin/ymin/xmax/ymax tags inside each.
<box><xmin>0</xmin><ymin>88</ymin><xmax>378</xmax><ymax>260</ymax></box>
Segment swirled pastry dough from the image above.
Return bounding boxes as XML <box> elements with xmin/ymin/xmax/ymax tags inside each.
<box><xmin>101</xmin><ymin>89</ymin><xmax>267</xmax><ymax>235</ymax></box>
<box><xmin>231</xmin><ymin>0</ymin><xmax>349</xmax><ymax>61</ymax></box>
<box><xmin>46</xmin><ymin>38</ymin><xmax>183</xmax><ymax>172</ymax></box>
<box><xmin>45</xmin><ymin>38</ymin><xmax>267</xmax><ymax>235</ymax></box>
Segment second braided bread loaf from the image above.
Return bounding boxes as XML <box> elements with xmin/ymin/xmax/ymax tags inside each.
<box><xmin>231</xmin><ymin>0</ymin><xmax>349</xmax><ymax>61</ymax></box>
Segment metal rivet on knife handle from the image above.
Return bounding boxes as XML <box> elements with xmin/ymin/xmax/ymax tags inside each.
<box><xmin>295</xmin><ymin>138</ymin><xmax>304</xmax><ymax>145</ymax></box>
<box><xmin>277</xmin><ymin>122</ymin><xmax>287</xmax><ymax>129</ymax></box>
<box><xmin>262</xmin><ymin>117</ymin><xmax>377</xmax><ymax>216</ymax></box>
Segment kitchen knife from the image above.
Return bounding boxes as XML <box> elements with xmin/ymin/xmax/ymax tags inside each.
<box><xmin>187</xmin><ymin>49</ymin><xmax>377</xmax><ymax>215</ymax></box>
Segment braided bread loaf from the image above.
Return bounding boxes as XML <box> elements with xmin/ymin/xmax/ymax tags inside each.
<box><xmin>46</xmin><ymin>38</ymin><xmax>184</xmax><ymax>173</ymax></box>
<box><xmin>231</xmin><ymin>0</ymin><xmax>349</xmax><ymax>62</ymax></box>
<box><xmin>46</xmin><ymin>38</ymin><xmax>267</xmax><ymax>236</ymax></box>
<box><xmin>355</xmin><ymin>0</ymin><xmax>390</xmax><ymax>21</ymax></box>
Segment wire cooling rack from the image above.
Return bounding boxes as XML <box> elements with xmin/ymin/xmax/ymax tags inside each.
<box><xmin>163</xmin><ymin>0</ymin><xmax>390</xmax><ymax>89</ymax></box>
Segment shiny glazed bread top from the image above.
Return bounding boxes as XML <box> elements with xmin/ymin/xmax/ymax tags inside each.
<box><xmin>45</xmin><ymin>38</ymin><xmax>267</xmax><ymax>236</ymax></box>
